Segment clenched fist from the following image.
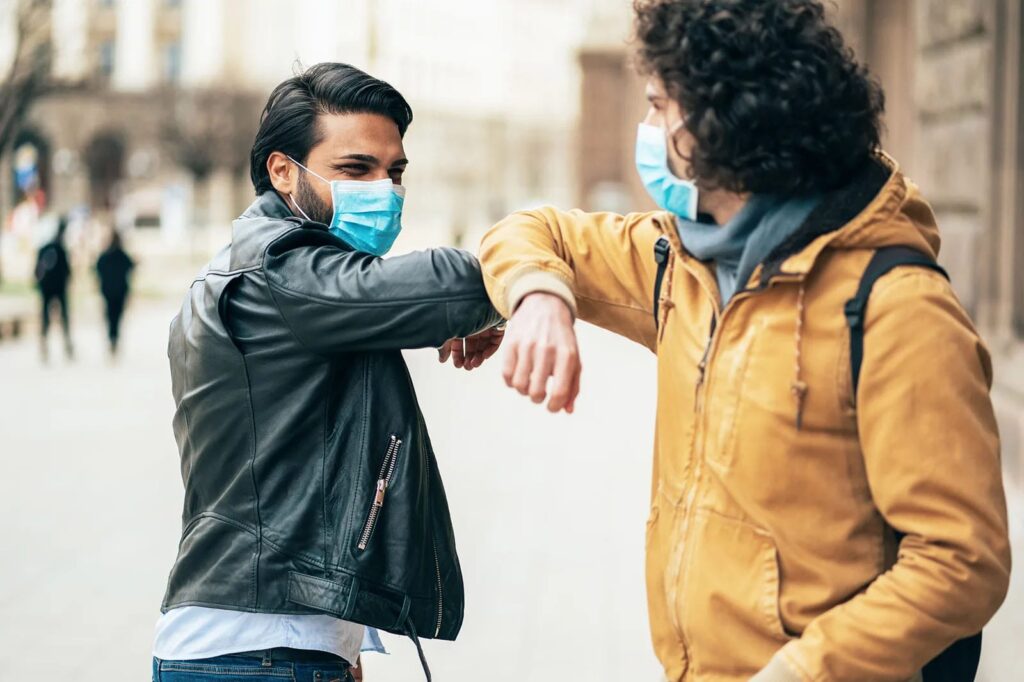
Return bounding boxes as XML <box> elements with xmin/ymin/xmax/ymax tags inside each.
<box><xmin>502</xmin><ymin>292</ymin><xmax>581</xmax><ymax>413</ymax></box>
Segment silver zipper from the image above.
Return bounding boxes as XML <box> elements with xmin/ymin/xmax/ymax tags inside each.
<box><xmin>432</xmin><ymin>534</ymin><xmax>443</xmax><ymax>637</ymax></box>
<box><xmin>357</xmin><ymin>435</ymin><xmax>402</xmax><ymax>550</ymax></box>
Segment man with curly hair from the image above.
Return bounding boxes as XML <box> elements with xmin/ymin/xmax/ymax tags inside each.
<box><xmin>479</xmin><ymin>1</ymin><xmax>1011</xmax><ymax>680</ymax></box>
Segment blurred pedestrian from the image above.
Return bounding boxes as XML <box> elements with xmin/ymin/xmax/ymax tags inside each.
<box><xmin>34</xmin><ymin>216</ymin><xmax>73</xmax><ymax>362</ymax></box>
<box><xmin>95</xmin><ymin>230</ymin><xmax>134</xmax><ymax>356</ymax></box>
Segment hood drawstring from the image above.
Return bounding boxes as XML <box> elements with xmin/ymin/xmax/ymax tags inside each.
<box><xmin>791</xmin><ymin>283</ymin><xmax>809</xmax><ymax>430</ymax></box>
<box><xmin>657</xmin><ymin>251</ymin><xmax>677</xmax><ymax>344</ymax></box>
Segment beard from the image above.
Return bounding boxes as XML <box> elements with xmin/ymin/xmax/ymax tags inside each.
<box><xmin>294</xmin><ymin>171</ymin><xmax>333</xmax><ymax>225</ymax></box>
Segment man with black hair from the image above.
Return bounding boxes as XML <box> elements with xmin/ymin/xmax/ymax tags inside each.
<box><xmin>479</xmin><ymin>1</ymin><xmax>1010</xmax><ymax>680</ymax></box>
<box><xmin>153</xmin><ymin>63</ymin><xmax>503</xmax><ymax>682</ymax></box>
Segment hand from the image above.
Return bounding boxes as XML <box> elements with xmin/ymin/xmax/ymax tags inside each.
<box><xmin>351</xmin><ymin>655</ymin><xmax>363</xmax><ymax>681</ymax></box>
<box><xmin>438</xmin><ymin>326</ymin><xmax>505</xmax><ymax>370</ymax></box>
<box><xmin>502</xmin><ymin>292</ymin><xmax>581</xmax><ymax>413</ymax></box>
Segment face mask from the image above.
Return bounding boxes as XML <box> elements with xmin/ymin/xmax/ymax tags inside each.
<box><xmin>635</xmin><ymin>122</ymin><xmax>699</xmax><ymax>220</ymax></box>
<box><xmin>287</xmin><ymin>156</ymin><xmax>406</xmax><ymax>256</ymax></box>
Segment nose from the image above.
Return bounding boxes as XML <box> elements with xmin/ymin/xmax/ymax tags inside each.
<box><xmin>643</xmin><ymin>107</ymin><xmax>660</xmax><ymax>126</ymax></box>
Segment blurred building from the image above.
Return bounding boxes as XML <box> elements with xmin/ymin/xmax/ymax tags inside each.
<box><xmin>4</xmin><ymin>0</ymin><xmax>1021</xmax><ymax>481</ymax></box>
<box><xmin>1</xmin><ymin>0</ymin><xmax>596</xmax><ymax>278</ymax></box>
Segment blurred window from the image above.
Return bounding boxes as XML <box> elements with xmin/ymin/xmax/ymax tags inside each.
<box><xmin>98</xmin><ymin>41</ymin><xmax>115</xmax><ymax>80</ymax></box>
<box><xmin>162</xmin><ymin>42</ymin><xmax>182</xmax><ymax>84</ymax></box>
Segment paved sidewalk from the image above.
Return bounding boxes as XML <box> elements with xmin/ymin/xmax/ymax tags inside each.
<box><xmin>0</xmin><ymin>295</ymin><xmax>1019</xmax><ymax>681</ymax></box>
<box><xmin>0</xmin><ymin>298</ymin><xmax>663</xmax><ymax>681</ymax></box>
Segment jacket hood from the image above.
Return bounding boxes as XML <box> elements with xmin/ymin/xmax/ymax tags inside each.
<box><xmin>763</xmin><ymin>153</ymin><xmax>941</xmax><ymax>281</ymax></box>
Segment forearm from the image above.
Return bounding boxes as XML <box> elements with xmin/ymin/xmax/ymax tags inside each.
<box><xmin>479</xmin><ymin>207</ymin><xmax>665</xmax><ymax>348</ymax></box>
<box><xmin>267</xmin><ymin>245</ymin><xmax>502</xmax><ymax>353</ymax></box>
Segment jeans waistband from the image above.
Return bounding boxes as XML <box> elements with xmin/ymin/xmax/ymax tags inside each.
<box><xmin>230</xmin><ymin>648</ymin><xmax>349</xmax><ymax>665</ymax></box>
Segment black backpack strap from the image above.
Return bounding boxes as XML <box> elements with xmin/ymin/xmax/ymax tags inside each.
<box><xmin>845</xmin><ymin>247</ymin><xmax>981</xmax><ymax>681</ymax></box>
<box><xmin>922</xmin><ymin>633</ymin><xmax>982</xmax><ymax>682</ymax></box>
<box><xmin>844</xmin><ymin>246</ymin><xmax>948</xmax><ymax>400</ymax></box>
<box><xmin>653</xmin><ymin>236</ymin><xmax>671</xmax><ymax>328</ymax></box>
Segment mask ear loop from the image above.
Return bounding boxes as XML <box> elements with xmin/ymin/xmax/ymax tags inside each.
<box><xmin>290</xmin><ymin>194</ymin><xmax>313</xmax><ymax>222</ymax></box>
<box><xmin>284</xmin><ymin>155</ymin><xmax>317</xmax><ymax>222</ymax></box>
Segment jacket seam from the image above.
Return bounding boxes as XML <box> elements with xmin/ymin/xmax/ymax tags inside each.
<box><xmin>179</xmin><ymin>511</ymin><xmax>259</xmax><ymax>539</ymax></box>
<box><xmin>263</xmin><ymin>274</ymin><xmax>328</xmax><ymax>359</ymax></box>
<box><xmin>259</xmin><ymin>534</ymin><xmax>328</xmax><ymax>569</ymax></box>
<box><xmin>191</xmin><ymin>264</ymin><xmax>261</xmax><ymax>285</ymax></box>
<box><xmin>161</xmin><ymin>599</ymin><xmax>338</xmax><ymax>616</ymax></box>
<box><xmin>501</xmin><ymin>262</ymin><xmax>574</xmax><ymax>305</ymax></box>
<box><xmin>779</xmin><ymin>649</ymin><xmax>815</xmax><ymax>682</ymax></box>
<box><xmin>290</xmin><ymin>566</ymin><xmax>434</xmax><ymax>602</ymax></box>
<box><xmin>266</xmin><ymin>274</ymin><xmax>486</xmax><ymax>308</ymax></box>
<box><xmin>576</xmin><ymin>292</ymin><xmax>651</xmax><ymax>314</ymax></box>
<box><xmin>863</xmin><ymin>267</ymin><xmax>948</xmax><ymax>308</ymax></box>
<box><xmin>322</xmin><ymin>365</ymin><xmax>331</xmax><ymax>571</ymax></box>
<box><xmin>240</xmin><ymin>353</ymin><xmax>263</xmax><ymax>609</ymax></box>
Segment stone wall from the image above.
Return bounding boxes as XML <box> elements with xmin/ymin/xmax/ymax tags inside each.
<box><xmin>912</xmin><ymin>0</ymin><xmax>997</xmax><ymax>315</ymax></box>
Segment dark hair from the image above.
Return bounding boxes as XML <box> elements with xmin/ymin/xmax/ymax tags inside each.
<box><xmin>634</xmin><ymin>0</ymin><xmax>885</xmax><ymax>194</ymax></box>
<box><xmin>249</xmin><ymin>62</ymin><xmax>413</xmax><ymax>195</ymax></box>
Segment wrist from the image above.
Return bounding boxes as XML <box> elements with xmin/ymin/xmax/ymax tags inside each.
<box><xmin>506</xmin><ymin>270</ymin><xmax>577</xmax><ymax>319</ymax></box>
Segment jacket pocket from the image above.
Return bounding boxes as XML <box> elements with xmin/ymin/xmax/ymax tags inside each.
<box><xmin>680</xmin><ymin>508</ymin><xmax>790</xmax><ymax>677</ymax></box>
<box><xmin>356</xmin><ymin>434</ymin><xmax>403</xmax><ymax>551</ymax></box>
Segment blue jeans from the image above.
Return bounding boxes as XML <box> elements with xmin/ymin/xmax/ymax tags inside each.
<box><xmin>152</xmin><ymin>652</ymin><xmax>354</xmax><ymax>682</ymax></box>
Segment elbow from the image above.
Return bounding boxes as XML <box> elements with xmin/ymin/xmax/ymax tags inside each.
<box><xmin>980</xmin><ymin>545</ymin><xmax>1012</xmax><ymax>628</ymax></box>
<box><xmin>955</xmin><ymin>538</ymin><xmax>1012</xmax><ymax>634</ymax></box>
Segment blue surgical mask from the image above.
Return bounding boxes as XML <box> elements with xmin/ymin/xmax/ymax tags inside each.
<box><xmin>287</xmin><ymin>156</ymin><xmax>406</xmax><ymax>256</ymax></box>
<box><xmin>635</xmin><ymin>122</ymin><xmax>699</xmax><ymax>220</ymax></box>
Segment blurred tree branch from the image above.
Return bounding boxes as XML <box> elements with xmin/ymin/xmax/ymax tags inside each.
<box><xmin>161</xmin><ymin>90</ymin><xmax>261</xmax><ymax>179</ymax></box>
<box><xmin>160</xmin><ymin>89</ymin><xmax>261</xmax><ymax>225</ymax></box>
<box><xmin>0</xmin><ymin>0</ymin><xmax>53</xmax><ymax>283</ymax></box>
<box><xmin>0</xmin><ymin>0</ymin><xmax>51</xmax><ymax>151</ymax></box>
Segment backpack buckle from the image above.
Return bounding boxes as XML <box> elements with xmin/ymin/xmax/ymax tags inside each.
<box><xmin>843</xmin><ymin>298</ymin><xmax>864</xmax><ymax>329</ymax></box>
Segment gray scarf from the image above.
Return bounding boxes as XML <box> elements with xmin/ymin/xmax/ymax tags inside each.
<box><xmin>675</xmin><ymin>193</ymin><xmax>822</xmax><ymax>304</ymax></box>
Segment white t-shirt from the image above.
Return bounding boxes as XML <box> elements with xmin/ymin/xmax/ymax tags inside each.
<box><xmin>153</xmin><ymin>606</ymin><xmax>386</xmax><ymax>665</ymax></box>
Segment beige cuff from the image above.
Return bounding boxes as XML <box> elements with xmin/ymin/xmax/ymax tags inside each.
<box><xmin>749</xmin><ymin>653</ymin><xmax>805</xmax><ymax>682</ymax></box>
<box><xmin>505</xmin><ymin>270</ymin><xmax>577</xmax><ymax>318</ymax></box>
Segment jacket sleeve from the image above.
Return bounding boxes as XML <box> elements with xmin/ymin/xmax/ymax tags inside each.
<box><xmin>478</xmin><ymin>207</ymin><xmax>666</xmax><ymax>350</ymax></box>
<box><xmin>767</xmin><ymin>269</ymin><xmax>1011</xmax><ymax>681</ymax></box>
<box><xmin>263</xmin><ymin>238</ymin><xmax>502</xmax><ymax>355</ymax></box>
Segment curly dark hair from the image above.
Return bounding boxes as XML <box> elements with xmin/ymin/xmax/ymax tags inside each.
<box><xmin>634</xmin><ymin>0</ymin><xmax>885</xmax><ymax>195</ymax></box>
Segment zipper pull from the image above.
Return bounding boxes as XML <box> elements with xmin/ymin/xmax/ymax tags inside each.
<box><xmin>373</xmin><ymin>478</ymin><xmax>386</xmax><ymax>506</ymax></box>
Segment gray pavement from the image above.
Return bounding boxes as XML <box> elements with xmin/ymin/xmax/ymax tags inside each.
<box><xmin>0</xmin><ymin>294</ymin><xmax>1020</xmax><ymax>681</ymax></box>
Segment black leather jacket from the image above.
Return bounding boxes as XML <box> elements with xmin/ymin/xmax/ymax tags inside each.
<box><xmin>162</xmin><ymin>192</ymin><xmax>501</xmax><ymax>645</ymax></box>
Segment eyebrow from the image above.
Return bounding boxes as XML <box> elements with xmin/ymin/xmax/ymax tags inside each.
<box><xmin>333</xmin><ymin>154</ymin><xmax>409</xmax><ymax>166</ymax></box>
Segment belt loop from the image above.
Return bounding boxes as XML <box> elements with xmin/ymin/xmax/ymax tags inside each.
<box><xmin>261</xmin><ymin>650</ymin><xmax>272</xmax><ymax>667</ymax></box>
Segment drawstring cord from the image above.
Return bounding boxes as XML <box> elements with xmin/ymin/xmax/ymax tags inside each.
<box><xmin>407</xmin><ymin>617</ymin><xmax>432</xmax><ymax>682</ymax></box>
<box><xmin>657</xmin><ymin>252</ymin><xmax>677</xmax><ymax>344</ymax></box>
<box><xmin>791</xmin><ymin>283</ymin><xmax>808</xmax><ymax>430</ymax></box>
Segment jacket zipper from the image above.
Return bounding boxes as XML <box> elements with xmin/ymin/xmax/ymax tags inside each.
<box><xmin>432</xmin><ymin>534</ymin><xmax>443</xmax><ymax>637</ymax></box>
<box><xmin>357</xmin><ymin>435</ymin><xmax>403</xmax><ymax>550</ymax></box>
<box><xmin>671</xmin><ymin>270</ymin><xmax>803</xmax><ymax>660</ymax></box>
<box><xmin>693</xmin><ymin>315</ymin><xmax>718</xmax><ymax>409</ymax></box>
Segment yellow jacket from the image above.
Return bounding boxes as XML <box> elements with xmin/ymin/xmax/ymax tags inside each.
<box><xmin>478</xmin><ymin>158</ymin><xmax>1011</xmax><ymax>681</ymax></box>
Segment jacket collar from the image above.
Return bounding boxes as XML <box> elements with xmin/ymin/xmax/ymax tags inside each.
<box><xmin>226</xmin><ymin>191</ymin><xmax>331</xmax><ymax>272</ymax></box>
<box><xmin>239</xmin><ymin>190</ymin><xmax>325</xmax><ymax>225</ymax></box>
